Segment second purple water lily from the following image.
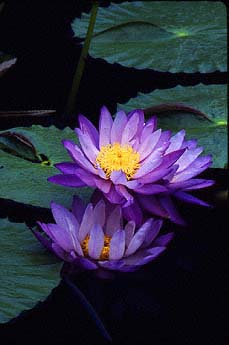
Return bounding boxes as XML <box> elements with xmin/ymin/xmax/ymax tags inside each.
<box><xmin>34</xmin><ymin>196</ymin><xmax>173</xmax><ymax>273</ymax></box>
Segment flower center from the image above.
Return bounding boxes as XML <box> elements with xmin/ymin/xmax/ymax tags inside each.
<box><xmin>96</xmin><ymin>142</ymin><xmax>140</xmax><ymax>180</ymax></box>
<box><xmin>81</xmin><ymin>234</ymin><xmax>111</xmax><ymax>260</ymax></box>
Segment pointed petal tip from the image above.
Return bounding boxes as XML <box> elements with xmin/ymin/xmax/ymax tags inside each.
<box><xmin>101</xmin><ymin>105</ymin><xmax>110</xmax><ymax>114</ymax></box>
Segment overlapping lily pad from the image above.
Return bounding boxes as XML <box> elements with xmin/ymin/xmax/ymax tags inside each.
<box><xmin>117</xmin><ymin>84</ymin><xmax>227</xmax><ymax>168</ymax></box>
<box><xmin>0</xmin><ymin>218</ymin><xmax>61</xmax><ymax>323</ymax></box>
<box><xmin>0</xmin><ymin>125</ymin><xmax>93</xmax><ymax>208</ymax></box>
<box><xmin>72</xmin><ymin>1</ymin><xmax>226</xmax><ymax>73</ymax></box>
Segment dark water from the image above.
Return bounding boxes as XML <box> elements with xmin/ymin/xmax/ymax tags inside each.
<box><xmin>0</xmin><ymin>1</ymin><xmax>228</xmax><ymax>344</ymax></box>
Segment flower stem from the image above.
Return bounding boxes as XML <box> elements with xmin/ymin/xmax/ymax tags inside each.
<box><xmin>64</xmin><ymin>276</ymin><xmax>112</xmax><ymax>343</ymax></box>
<box><xmin>65</xmin><ymin>1</ymin><xmax>99</xmax><ymax>115</ymax></box>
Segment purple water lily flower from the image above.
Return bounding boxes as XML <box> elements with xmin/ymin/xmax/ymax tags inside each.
<box><xmin>34</xmin><ymin>196</ymin><xmax>173</xmax><ymax>273</ymax></box>
<box><xmin>48</xmin><ymin>106</ymin><xmax>214</xmax><ymax>226</ymax></box>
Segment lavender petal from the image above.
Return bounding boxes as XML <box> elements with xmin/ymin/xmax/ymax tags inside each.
<box><xmin>124</xmin><ymin>221</ymin><xmax>136</xmax><ymax>247</ymax></box>
<box><xmin>138</xmin><ymin>129</ymin><xmax>161</xmax><ymax>161</ymax></box>
<box><xmin>109</xmin><ymin>229</ymin><xmax>125</xmax><ymax>260</ymax></box>
<box><xmin>159</xmin><ymin>195</ymin><xmax>186</xmax><ymax>225</ymax></box>
<box><xmin>125</xmin><ymin>219</ymin><xmax>154</xmax><ymax>256</ymax></box>
<box><xmin>99</xmin><ymin>106</ymin><xmax>113</xmax><ymax>148</ymax></box>
<box><xmin>174</xmin><ymin>191</ymin><xmax>211</xmax><ymax>207</ymax></box>
<box><xmin>88</xmin><ymin>224</ymin><xmax>105</xmax><ymax>260</ymax></box>
<box><xmin>105</xmin><ymin>205</ymin><xmax>122</xmax><ymax>237</ymax></box>
<box><xmin>63</xmin><ymin>139</ymin><xmax>97</xmax><ymax>174</ymax></box>
<box><xmin>93</xmin><ymin>199</ymin><xmax>106</xmax><ymax>227</ymax></box>
<box><xmin>78</xmin><ymin>113</ymin><xmax>99</xmax><ymax>147</ymax></box>
<box><xmin>48</xmin><ymin>174</ymin><xmax>86</xmax><ymax>187</ymax></box>
<box><xmin>141</xmin><ymin>219</ymin><xmax>163</xmax><ymax>248</ymax></box>
<box><xmin>78</xmin><ymin>203</ymin><xmax>94</xmax><ymax>242</ymax></box>
<box><xmin>72</xmin><ymin>195</ymin><xmax>86</xmax><ymax>224</ymax></box>
<box><xmin>75</xmin><ymin>128</ymin><xmax>99</xmax><ymax>164</ymax></box>
<box><xmin>110</xmin><ymin>110</ymin><xmax>127</xmax><ymax>143</ymax></box>
<box><xmin>153</xmin><ymin>232</ymin><xmax>174</xmax><ymax>246</ymax></box>
<box><xmin>165</xmin><ymin>129</ymin><xmax>185</xmax><ymax>154</ymax></box>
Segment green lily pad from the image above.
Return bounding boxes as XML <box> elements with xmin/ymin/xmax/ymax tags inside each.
<box><xmin>72</xmin><ymin>1</ymin><xmax>226</xmax><ymax>73</ymax></box>
<box><xmin>0</xmin><ymin>125</ymin><xmax>93</xmax><ymax>208</ymax></box>
<box><xmin>0</xmin><ymin>218</ymin><xmax>61</xmax><ymax>323</ymax></box>
<box><xmin>117</xmin><ymin>84</ymin><xmax>227</xmax><ymax>168</ymax></box>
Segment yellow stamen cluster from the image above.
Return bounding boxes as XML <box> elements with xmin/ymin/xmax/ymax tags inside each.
<box><xmin>96</xmin><ymin>142</ymin><xmax>140</xmax><ymax>180</ymax></box>
<box><xmin>81</xmin><ymin>234</ymin><xmax>111</xmax><ymax>260</ymax></box>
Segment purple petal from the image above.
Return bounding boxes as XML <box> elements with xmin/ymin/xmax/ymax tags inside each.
<box><xmin>50</xmin><ymin>203</ymin><xmax>84</xmax><ymax>255</ymax></box>
<box><xmin>130</xmin><ymin>137</ymin><xmax>140</xmax><ymax>151</ymax></box>
<box><xmin>176</xmin><ymin>147</ymin><xmax>203</xmax><ymax>172</ymax></box>
<box><xmin>78</xmin><ymin>113</ymin><xmax>99</xmax><ymax>147</ymax></box>
<box><xmin>110</xmin><ymin>110</ymin><xmax>127</xmax><ymax>143</ymax></box>
<box><xmin>115</xmin><ymin>185</ymin><xmax>134</xmax><ymax>206</ymax></box>
<box><xmin>75</xmin><ymin>128</ymin><xmax>99</xmax><ymax>164</ymax></box>
<box><xmin>63</xmin><ymin>140</ymin><xmax>97</xmax><ymax>174</ymax></box>
<box><xmin>54</xmin><ymin>162</ymin><xmax>79</xmax><ymax>174</ymax></box>
<box><xmin>138</xmin><ymin>129</ymin><xmax>161</xmax><ymax>161</ymax></box>
<box><xmin>181</xmin><ymin>139</ymin><xmax>197</xmax><ymax>150</ymax></box>
<box><xmin>105</xmin><ymin>205</ymin><xmax>122</xmax><ymax>236</ymax></box>
<box><xmin>99</xmin><ymin>106</ymin><xmax>113</xmax><ymax>148</ymax></box>
<box><xmin>125</xmin><ymin>219</ymin><xmax>154</xmax><ymax>256</ymax></box>
<box><xmin>140</xmin><ymin>116</ymin><xmax>157</xmax><ymax>142</ymax></box>
<box><xmin>123</xmin><ymin>247</ymin><xmax>166</xmax><ymax>266</ymax></box>
<box><xmin>33</xmin><ymin>228</ymin><xmax>53</xmax><ymax>252</ymax></box>
<box><xmin>124</xmin><ymin>221</ymin><xmax>135</xmax><ymax>247</ymax></box>
<box><xmin>169</xmin><ymin>178</ymin><xmax>215</xmax><ymax>191</ymax></box>
<box><xmin>153</xmin><ymin>232</ymin><xmax>174</xmax><ymax>246</ymax></box>
<box><xmin>121</xmin><ymin>110</ymin><xmax>140</xmax><ymax>145</ymax></box>
<box><xmin>78</xmin><ymin>203</ymin><xmax>94</xmax><ymax>242</ymax></box>
<box><xmin>51</xmin><ymin>202</ymin><xmax>79</xmax><ymax>238</ymax></box>
<box><xmin>48</xmin><ymin>224</ymin><xmax>74</xmax><ymax>252</ymax></box>
<box><xmin>137</xmin><ymin>195</ymin><xmax>168</xmax><ymax>218</ymax></box>
<box><xmin>134</xmin><ymin>148</ymin><xmax>163</xmax><ymax>178</ymax></box>
<box><xmin>109</xmin><ymin>229</ymin><xmax>125</xmax><ymax>260</ymax></box>
<box><xmin>159</xmin><ymin>195</ymin><xmax>186</xmax><ymax>225</ymax></box>
<box><xmin>104</xmin><ymin>185</ymin><xmax>125</xmax><ymax>204</ymax></box>
<box><xmin>162</xmin><ymin>164</ymin><xmax>179</xmax><ymax>182</ymax></box>
<box><xmin>48</xmin><ymin>174</ymin><xmax>86</xmax><ymax>187</ymax></box>
<box><xmin>93</xmin><ymin>199</ymin><xmax>106</xmax><ymax>227</ymax></box>
<box><xmin>71</xmin><ymin>168</ymin><xmax>97</xmax><ymax>187</ymax></box>
<box><xmin>137</xmin><ymin>148</ymin><xmax>185</xmax><ymax>184</ymax></box>
<box><xmin>110</xmin><ymin>170</ymin><xmax>127</xmax><ymax>184</ymax></box>
<box><xmin>154</xmin><ymin>130</ymin><xmax>171</xmax><ymax>150</ymax></box>
<box><xmin>98</xmin><ymin>260</ymin><xmax>125</xmax><ymax>271</ymax></box>
<box><xmin>137</xmin><ymin>167</ymin><xmax>173</xmax><ymax>184</ymax></box>
<box><xmin>141</xmin><ymin>219</ymin><xmax>163</xmax><ymax>248</ymax></box>
<box><xmin>162</xmin><ymin>149</ymin><xmax>186</xmax><ymax>168</ymax></box>
<box><xmin>49</xmin><ymin>211</ymin><xmax>83</xmax><ymax>256</ymax></box>
<box><xmin>70</xmin><ymin>252</ymin><xmax>98</xmax><ymax>270</ymax></box>
<box><xmin>134</xmin><ymin>184</ymin><xmax>167</xmax><ymax>195</ymax></box>
<box><xmin>129</xmin><ymin>109</ymin><xmax>145</xmax><ymax>138</ymax></box>
<box><xmin>134</xmin><ymin>247</ymin><xmax>166</xmax><ymax>266</ymax></box>
<box><xmin>97</xmin><ymin>167</ymin><xmax>107</xmax><ymax>179</ymax></box>
<box><xmin>74</xmin><ymin>257</ymin><xmax>98</xmax><ymax>270</ymax></box>
<box><xmin>122</xmin><ymin>199</ymin><xmax>143</xmax><ymax>227</ymax></box>
<box><xmin>165</xmin><ymin>130</ymin><xmax>185</xmax><ymax>154</ymax></box>
<box><xmin>174</xmin><ymin>191</ymin><xmax>211</xmax><ymax>207</ymax></box>
<box><xmin>94</xmin><ymin>177</ymin><xmax>111</xmax><ymax>193</ymax></box>
<box><xmin>72</xmin><ymin>195</ymin><xmax>86</xmax><ymax>223</ymax></box>
<box><xmin>171</xmin><ymin>156</ymin><xmax>212</xmax><ymax>182</ymax></box>
<box><xmin>37</xmin><ymin>221</ymin><xmax>55</xmax><ymax>241</ymax></box>
<box><xmin>88</xmin><ymin>224</ymin><xmax>104</xmax><ymax>259</ymax></box>
<box><xmin>110</xmin><ymin>171</ymin><xmax>141</xmax><ymax>189</ymax></box>
<box><xmin>52</xmin><ymin>242</ymin><xmax>68</xmax><ymax>260</ymax></box>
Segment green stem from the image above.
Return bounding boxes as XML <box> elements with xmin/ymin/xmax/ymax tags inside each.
<box><xmin>65</xmin><ymin>1</ymin><xmax>99</xmax><ymax>115</ymax></box>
